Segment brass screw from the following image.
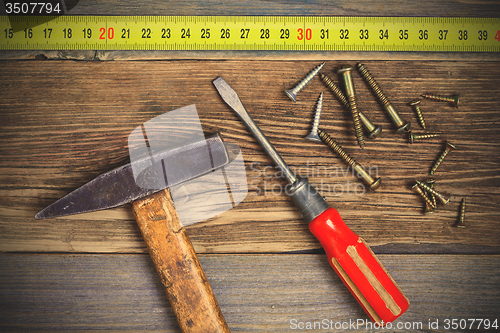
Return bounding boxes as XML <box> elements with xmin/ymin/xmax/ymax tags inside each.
<box><xmin>285</xmin><ymin>62</ymin><xmax>325</xmax><ymax>102</ymax></box>
<box><xmin>413</xmin><ymin>184</ymin><xmax>437</xmax><ymax>210</ymax></box>
<box><xmin>356</xmin><ymin>63</ymin><xmax>411</xmax><ymax>133</ymax></box>
<box><xmin>422</xmin><ymin>93</ymin><xmax>460</xmax><ymax>108</ymax></box>
<box><xmin>430</xmin><ymin>141</ymin><xmax>456</xmax><ymax>175</ymax></box>
<box><xmin>359</xmin><ymin>111</ymin><xmax>383</xmax><ymax>139</ymax></box>
<box><xmin>416</xmin><ymin>180</ymin><xmax>450</xmax><ymax>205</ymax></box>
<box><xmin>454</xmin><ymin>198</ymin><xmax>467</xmax><ymax>228</ymax></box>
<box><xmin>409</xmin><ymin>99</ymin><xmax>426</xmax><ymax>129</ymax></box>
<box><xmin>426</xmin><ymin>179</ymin><xmax>437</xmax><ymax>208</ymax></box>
<box><xmin>338</xmin><ymin>65</ymin><xmax>365</xmax><ymax>149</ymax></box>
<box><xmin>317</xmin><ymin>129</ymin><xmax>381</xmax><ymax>191</ymax></box>
<box><xmin>408</xmin><ymin>131</ymin><xmax>440</xmax><ymax>144</ymax></box>
<box><xmin>320</xmin><ymin>73</ymin><xmax>348</xmax><ymax>105</ymax></box>
<box><xmin>425</xmin><ymin>203</ymin><xmax>436</xmax><ymax>214</ymax></box>
<box><xmin>320</xmin><ymin>73</ymin><xmax>382</xmax><ymax>139</ymax></box>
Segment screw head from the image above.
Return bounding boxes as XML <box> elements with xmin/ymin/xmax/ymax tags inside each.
<box><xmin>445</xmin><ymin>141</ymin><xmax>457</xmax><ymax>151</ymax></box>
<box><xmin>305</xmin><ymin>133</ymin><xmax>322</xmax><ymax>142</ymax></box>
<box><xmin>407</xmin><ymin>130</ymin><xmax>416</xmax><ymax>144</ymax></box>
<box><xmin>396</xmin><ymin>121</ymin><xmax>411</xmax><ymax>134</ymax></box>
<box><xmin>409</xmin><ymin>99</ymin><xmax>421</xmax><ymax>106</ymax></box>
<box><xmin>439</xmin><ymin>192</ymin><xmax>451</xmax><ymax>205</ymax></box>
<box><xmin>425</xmin><ymin>203</ymin><xmax>436</xmax><ymax>214</ymax></box>
<box><xmin>452</xmin><ymin>94</ymin><xmax>460</xmax><ymax>108</ymax></box>
<box><xmin>284</xmin><ymin>89</ymin><xmax>297</xmax><ymax>102</ymax></box>
<box><xmin>369</xmin><ymin>177</ymin><xmax>382</xmax><ymax>192</ymax></box>
<box><xmin>367</xmin><ymin>125</ymin><xmax>383</xmax><ymax>139</ymax></box>
<box><xmin>337</xmin><ymin>65</ymin><xmax>354</xmax><ymax>74</ymax></box>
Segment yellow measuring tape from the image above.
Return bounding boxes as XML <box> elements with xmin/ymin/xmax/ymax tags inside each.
<box><xmin>1</xmin><ymin>16</ymin><xmax>500</xmax><ymax>51</ymax></box>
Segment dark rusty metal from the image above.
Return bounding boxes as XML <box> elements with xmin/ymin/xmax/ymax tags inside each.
<box><xmin>35</xmin><ymin>134</ymin><xmax>231</xmax><ymax>219</ymax></box>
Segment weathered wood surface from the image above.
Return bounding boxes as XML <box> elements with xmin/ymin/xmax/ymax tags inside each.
<box><xmin>7</xmin><ymin>50</ymin><xmax>500</xmax><ymax>62</ymax></box>
<box><xmin>1</xmin><ymin>60</ymin><xmax>499</xmax><ymax>254</ymax></box>
<box><xmin>0</xmin><ymin>254</ymin><xmax>498</xmax><ymax>332</ymax></box>
<box><xmin>2</xmin><ymin>0</ymin><xmax>499</xmax><ymax>18</ymax></box>
<box><xmin>1</xmin><ymin>1</ymin><xmax>500</xmax><ymax>331</ymax></box>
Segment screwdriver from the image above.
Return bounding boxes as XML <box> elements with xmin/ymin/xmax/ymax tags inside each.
<box><xmin>213</xmin><ymin>77</ymin><xmax>409</xmax><ymax>324</ymax></box>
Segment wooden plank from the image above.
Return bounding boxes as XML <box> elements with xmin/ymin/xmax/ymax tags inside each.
<box><xmin>48</xmin><ymin>0</ymin><xmax>500</xmax><ymax>16</ymax></box>
<box><xmin>4</xmin><ymin>50</ymin><xmax>499</xmax><ymax>62</ymax></box>
<box><xmin>0</xmin><ymin>254</ymin><xmax>498</xmax><ymax>332</ymax></box>
<box><xmin>2</xmin><ymin>0</ymin><xmax>499</xmax><ymax>18</ymax></box>
<box><xmin>1</xmin><ymin>60</ymin><xmax>499</xmax><ymax>254</ymax></box>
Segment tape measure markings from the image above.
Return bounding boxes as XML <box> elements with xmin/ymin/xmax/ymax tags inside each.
<box><xmin>1</xmin><ymin>16</ymin><xmax>499</xmax><ymax>51</ymax></box>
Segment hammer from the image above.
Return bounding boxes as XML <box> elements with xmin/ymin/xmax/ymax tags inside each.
<box><xmin>35</xmin><ymin>133</ymin><xmax>238</xmax><ymax>333</ymax></box>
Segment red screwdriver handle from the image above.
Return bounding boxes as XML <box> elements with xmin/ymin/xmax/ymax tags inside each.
<box><xmin>308</xmin><ymin>207</ymin><xmax>409</xmax><ymax>323</ymax></box>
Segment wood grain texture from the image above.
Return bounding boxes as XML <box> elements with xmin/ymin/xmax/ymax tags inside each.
<box><xmin>132</xmin><ymin>189</ymin><xmax>230</xmax><ymax>333</ymax></box>
<box><xmin>1</xmin><ymin>60</ymin><xmax>499</xmax><ymax>254</ymax></box>
<box><xmin>2</xmin><ymin>0</ymin><xmax>499</xmax><ymax>17</ymax></box>
<box><xmin>1</xmin><ymin>1</ymin><xmax>498</xmax><ymax>331</ymax></box>
<box><xmin>0</xmin><ymin>254</ymin><xmax>498</xmax><ymax>332</ymax></box>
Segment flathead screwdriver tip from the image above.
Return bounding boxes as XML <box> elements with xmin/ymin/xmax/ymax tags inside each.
<box><xmin>213</xmin><ymin>76</ymin><xmax>298</xmax><ymax>185</ymax></box>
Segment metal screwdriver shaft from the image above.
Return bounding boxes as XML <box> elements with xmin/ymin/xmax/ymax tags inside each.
<box><xmin>213</xmin><ymin>77</ymin><xmax>296</xmax><ymax>184</ymax></box>
<box><xmin>213</xmin><ymin>76</ymin><xmax>328</xmax><ymax>222</ymax></box>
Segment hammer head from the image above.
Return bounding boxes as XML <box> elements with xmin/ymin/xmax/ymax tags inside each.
<box><xmin>35</xmin><ymin>134</ymin><xmax>237</xmax><ymax>219</ymax></box>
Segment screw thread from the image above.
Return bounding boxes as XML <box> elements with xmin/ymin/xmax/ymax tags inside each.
<box><xmin>318</xmin><ymin>129</ymin><xmax>357</xmax><ymax>167</ymax></box>
<box><xmin>306</xmin><ymin>93</ymin><xmax>323</xmax><ymax>140</ymax></box>
<box><xmin>430</xmin><ymin>192</ymin><xmax>437</xmax><ymax>208</ymax></box>
<box><xmin>421</xmin><ymin>94</ymin><xmax>452</xmax><ymax>103</ymax></box>
<box><xmin>421</xmin><ymin>93</ymin><xmax>460</xmax><ymax>107</ymax></box>
<box><xmin>408</xmin><ymin>131</ymin><xmax>440</xmax><ymax>144</ymax></box>
<box><xmin>356</xmin><ymin>63</ymin><xmax>390</xmax><ymax>107</ymax></box>
<box><xmin>291</xmin><ymin>62</ymin><xmax>325</xmax><ymax>94</ymax></box>
<box><xmin>456</xmin><ymin>197</ymin><xmax>466</xmax><ymax>228</ymax></box>
<box><xmin>318</xmin><ymin>128</ymin><xmax>380</xmax><ymax>191</ymax></box>
<box><xmin>320</xmin><ymin>73</ymin><xmax>349</xmax><ymax>107</ymax></box>
<box><xmin>414</xmin><ymin>133</ymin><xmax>440</xmax><ymax>140</ymax></box>
<box><xmin>347</xmin><ymin>95</ymin><xmax>365</xmax><ymax>149</ymax></box>
<box><xmin>430</xmin><ymin>148</ymin><xmax>451</xmax><ymax>175</ymax></box>
<box><xmin>425</xmin><ymin>203</ymin><xmax>436</xmax><ymax>214</ymax></box>
<box><xmin>426</xmin><ymin>181</ymin><xmax>437</xmax><ymax>208</ymax></box>
<box><xmin>414</xmin><ymin>105</ymin><xmax>427</xmax><ymax>129</ymax></box>
<box><xmin>321</xmin><ymin>73</ymin><xmax>379</xmax><ymax>137</ymax></box>
<box><xmin>416</xmin><ymin>180</ymin><xmax>449</xmax><ymax>205</ymax></box>
<box><xmin>413</xmin><ymin>185</ymin><xmax>436</xmax><ymax>209</ymax></box>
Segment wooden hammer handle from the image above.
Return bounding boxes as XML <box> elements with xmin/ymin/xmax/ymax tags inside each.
<box><xmin>132</xmin><ymin>189</ymin><xmax>230</xmax><ymax>333</ymax></box>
